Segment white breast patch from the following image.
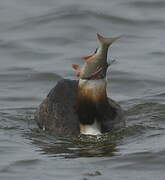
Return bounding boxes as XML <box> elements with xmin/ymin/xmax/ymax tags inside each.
<box><xmin>80</xmin><ymin>120</ymin><xmax>102</xmax><ymax>135</ymax></box>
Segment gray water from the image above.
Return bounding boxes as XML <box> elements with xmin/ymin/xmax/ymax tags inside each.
<box><xmin>0</xmin><ymin>0</ymin><xmax>165</xmax><ymax>179</ymax></box>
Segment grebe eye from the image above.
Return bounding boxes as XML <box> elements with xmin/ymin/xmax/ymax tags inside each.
<box><xmin>94</xmin><ymin>48</ymin><xmax>98</xmax><ymax>53</ymax></box>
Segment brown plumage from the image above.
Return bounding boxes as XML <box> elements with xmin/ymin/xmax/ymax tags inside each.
<box><xmin>35</xmin><ymin>79</ymin><xmax>125</xmax><ymax>136</ymax></box>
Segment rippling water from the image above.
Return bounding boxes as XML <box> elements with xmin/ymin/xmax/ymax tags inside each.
<box><xmin>0</xmin><ymin>0</ymin><xmax>165</xmax><ymax>179</ymax></box>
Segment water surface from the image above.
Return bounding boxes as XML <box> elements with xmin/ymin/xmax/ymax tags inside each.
<box><xmin>0</xmin><ymin>0</ymin><xmax>165</xmax><ymax>179</ymax></box>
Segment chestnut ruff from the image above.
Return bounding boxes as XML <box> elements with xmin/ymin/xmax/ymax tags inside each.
<box><xmin>76</xmin><ymin>79</ymin><xmax>116</xmax><ymax>135</ymax></box>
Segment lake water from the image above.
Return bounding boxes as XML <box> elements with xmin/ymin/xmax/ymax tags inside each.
<box><xmin>0</xmin><ymin>0</ymin><xmax>165</xmax><ymax>179</ymax></box>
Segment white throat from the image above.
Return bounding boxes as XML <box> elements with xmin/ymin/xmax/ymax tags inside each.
<box><xmin>80</xmin><ymin>120</ymin><xmax>102</xmax><ymax>136</ymax></box>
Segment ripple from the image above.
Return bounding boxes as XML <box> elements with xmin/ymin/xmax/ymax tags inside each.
<box><xmin>7</xmin><ymin>5</ymin><xmax>164</xmax><ymax>32</ymax></box>
<box><xmin>7</xmin><ymin>67</ymin><xmax>33</xmax><ymax>72</ymax></box>
<box><xmin>0</xmin><ymin>96</ymin><xmax>39</xmax><ymax>102</ymax></box>
<box><xmin>11</xmin><ymin>159</ymin><xmax>41</xmax><ymax>166</ymax></box>
<box><xmin>12</xmin><ymin>49</ymin><xmax>56</xmax><ymax>60</ymax></box>
<box><xmin>29</xmin><ymin>72</ymin><xmax>61</xmax><ymax>81</ymax></box>
<box><xmin>0</xmin><ymin>40</ymin><xmax>23</xmax><ymax>51</ymax></box>
<box><xmin>0</xmin><ymin>71</ymin><xmax>61</xmax><ymax>82</ymax></box>
<box><xmin>30</xmin><ymin>36</ymin><xmax>75</xmax><ymax>46</ymax></box>
<box><xmin>125</xmin><ymin>101</ymin><xmax>165</xmax><ymax>129</ymax></box>
<box><xmin>29</xmin><ymin>130</ymin><xmax>118</xmax><ymax>158</ymax></box>
<box><xmin>150</xmin><ymin>51</ymin><xmax>165</xmax><ymax>57</ymax></box>
<box><xmin>125</xmin><ymin>1</ymin><xmax>165</xmax><ymax>8</ymax></box>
